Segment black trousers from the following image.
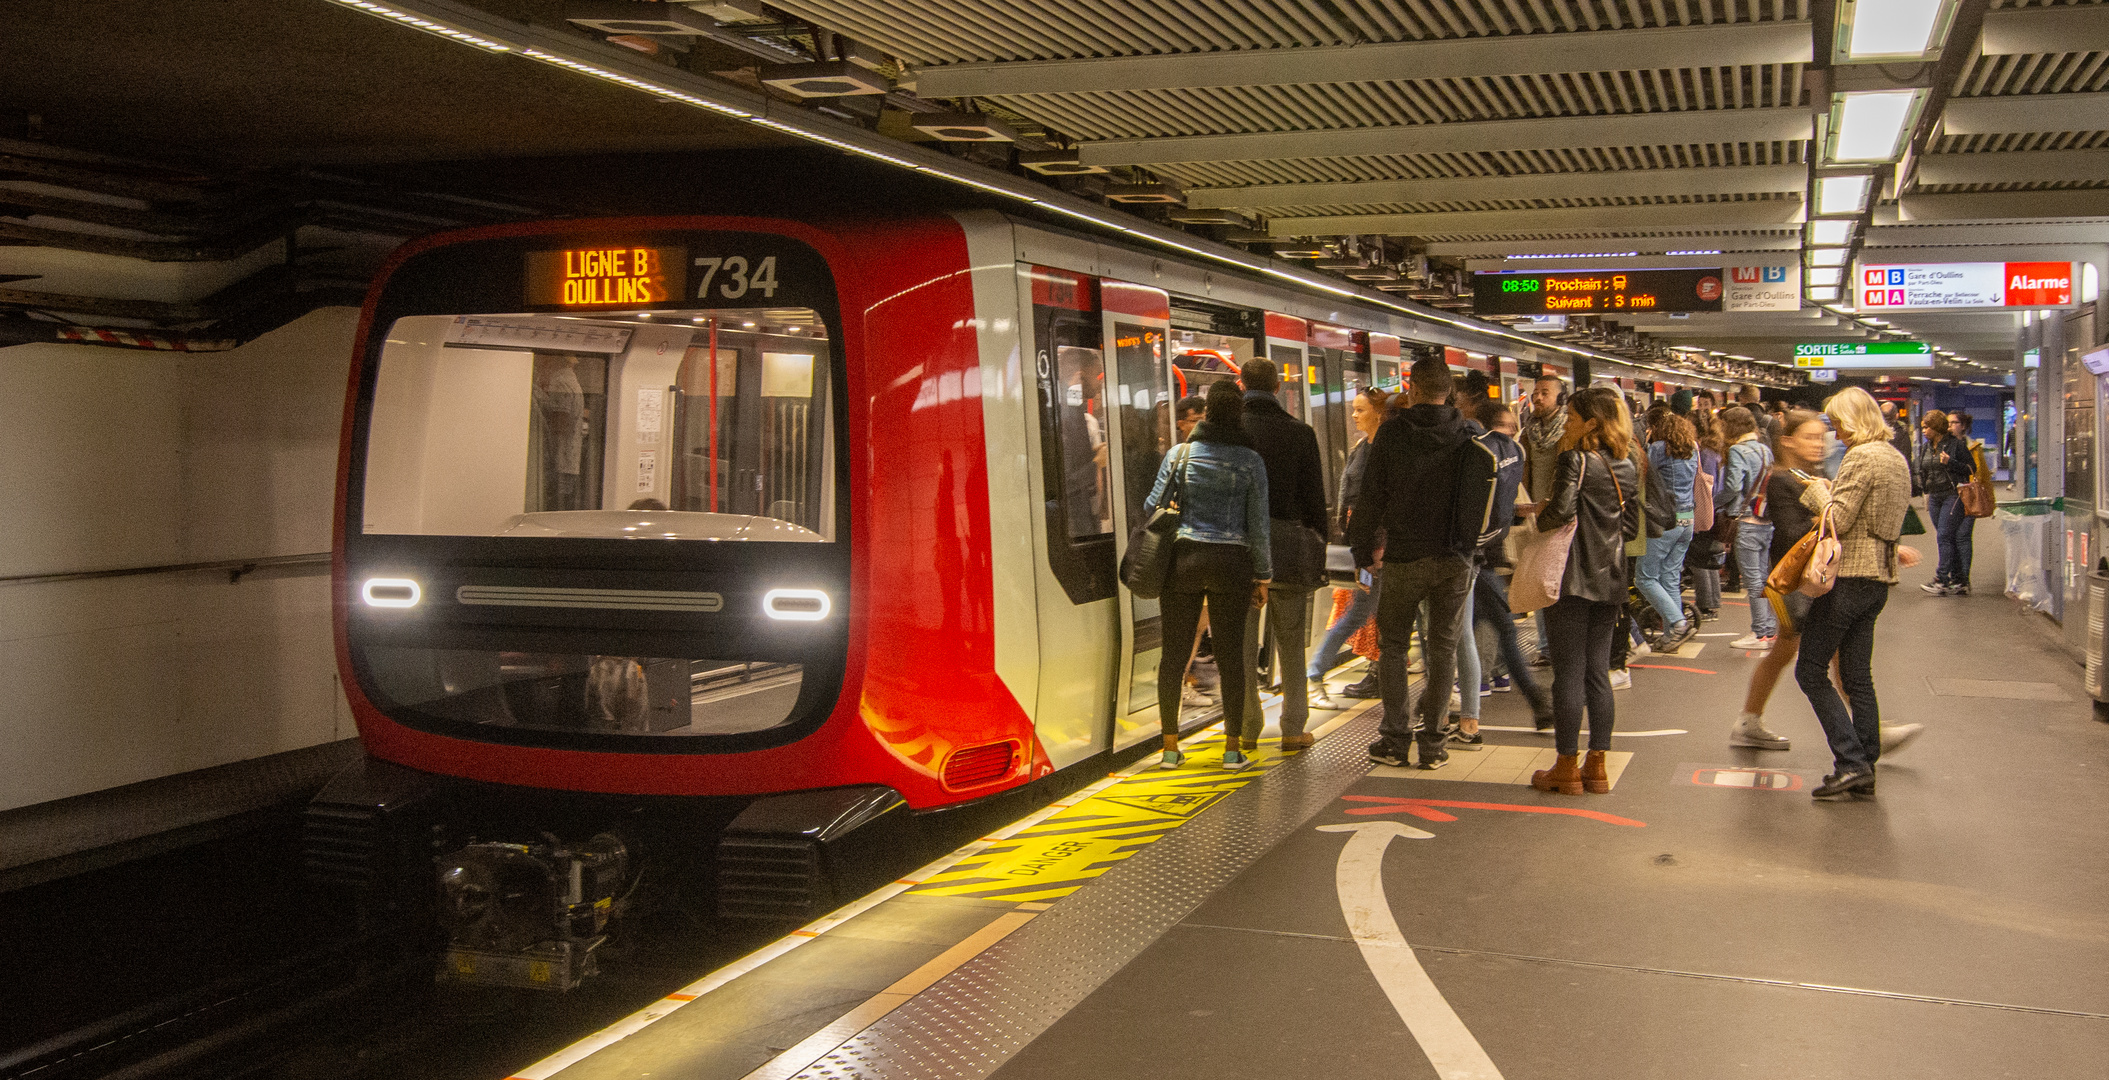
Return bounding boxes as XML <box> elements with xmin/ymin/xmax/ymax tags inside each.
<box><xmin>1545</xmin><ymin>595</ymin><xmax>1619</xmax><ymax>756</ymax></box>
<box><xmin>1796</xmin><ymin>577</ymin><xmax>1889</xmax><ymax>773</ymax></box>
<box><xmin>1157</xmin><ymin>540</ymin><xmax>1256</xmax><ymax>739</ymax></box>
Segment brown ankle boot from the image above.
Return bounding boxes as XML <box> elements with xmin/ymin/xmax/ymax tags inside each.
<box><xmin>1531</xmin><ymin>753</ymin><xmax>1583</xmax><ymax>795</ymax></box>
<box><xmin>1580</xmin><ymin>750</ymin><xmax>1611</xmax><ymax>794</ymax></box>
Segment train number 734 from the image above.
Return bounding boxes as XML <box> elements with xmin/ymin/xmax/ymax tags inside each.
<box><xmin>694</xmin><ymin>255</ymin><xmax>780</xmax><ymax>300</ymax></box>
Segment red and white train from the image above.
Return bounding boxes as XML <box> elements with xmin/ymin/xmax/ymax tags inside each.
<box><xmin>311</xmin><ymin>210</ymin><xmax>1607</xmax><ymax>988</ymax></box>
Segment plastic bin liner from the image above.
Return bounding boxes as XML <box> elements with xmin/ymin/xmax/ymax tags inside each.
<box><xmin>1999</xmin><ymin>504</ymin><xmax>2056</xmax><ymax>613</ymax></box>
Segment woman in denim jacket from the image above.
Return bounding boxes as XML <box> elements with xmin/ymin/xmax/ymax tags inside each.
<box><xmin>1145</xmin><ymin>379</ymin><xmax>1272</xmax><ymax>771</ymax></box>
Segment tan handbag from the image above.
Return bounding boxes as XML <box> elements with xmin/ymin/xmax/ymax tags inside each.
<box><xmin>1767</xmin><ymin>506</ymin><xmax>1839</xmax><ymax>597</ymax></box>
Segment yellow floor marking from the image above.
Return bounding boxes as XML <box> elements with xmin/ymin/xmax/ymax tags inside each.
<box><xmin>1370</xmin><ymin>748</ymin><xmax>1633</xmax><ymax>789</ymax></box>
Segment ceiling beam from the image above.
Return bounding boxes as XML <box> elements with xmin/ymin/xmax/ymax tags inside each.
<box><xmin>1428</xmin><ymin>236</ymin><xmax>1802</xmax><ymax>257</ymax></box>
<box><xmin>914</xmin><ymin>22</ymin><xmax>1813</xmax><ymax>98</ymax></box>
<box><xmin>1979</xmin><ymin>6</ymin><xmax>2109</xmax><ymax>56</ymax></box>
<box><xmin>1867</xmin><ymin>221</ymin><xmax>2109</xmax><ymax>246</ymax></box>
<box><xmin>1915</xmin><ymin>149</ymin><xmax>2109</xmax><ymax>186</ymax></box>
<box><xmin>1187</xmin><ymin>164</ymin><xmax>1806</xmax><ymax>210</ymax></box>
<box><xmin>1080</xmin><ymin>108</ymin><xmax>1813</xmax><ymax>166</ymax></box>
<box><xmin>1898</xmin><ymin>189</ymin><xmax>2109</xmax><ymax>222</ymax></box>
<box><xmin>1939</xmin><ymin>93</ymin><xmax>2109</xmax><ymax>136</ymax></box>
<box><xmin>1465</xmin><ymin>252</ymin><xmax>1802</xmax><ymax>270</ymax></box>
<box><xmin>1270</xmin><ymin>198</ymin><xmax>1805</xmax><ymax>237</ymax></box>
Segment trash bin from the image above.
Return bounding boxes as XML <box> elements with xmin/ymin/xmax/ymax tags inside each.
<box><xmin>1998</xmin><ymin>498</ymin><xmax>2059</xmax><ymax>614</ymax></box>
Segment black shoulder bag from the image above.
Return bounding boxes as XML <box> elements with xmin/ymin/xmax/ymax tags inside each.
<box><xmin>1120</xmin><ymin>444</ymin><xmax>1192</xmax><ymax>599</ymax></box>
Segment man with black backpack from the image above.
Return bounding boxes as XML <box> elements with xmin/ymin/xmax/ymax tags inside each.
<box><xmin>1350</xmin><ymin>356</ymin><xmax>1501</xmax><ymax>770</ymax></box>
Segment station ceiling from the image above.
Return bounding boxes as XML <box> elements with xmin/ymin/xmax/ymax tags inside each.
<box><xmin>5</xmin><ymin>0</ymin><xmax>2104</xmax><ymax>383</ymax></box>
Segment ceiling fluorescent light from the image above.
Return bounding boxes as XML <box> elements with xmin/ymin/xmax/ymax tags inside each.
<box><xmin>1807</xmin><ymin>219</ymin><xmax>1854</xmax><ymax>245</ymax></box>
<box><xmin>1805</xmin><ymin>247</ymin><xmax>1850</xmax><ymax>266</ymax></box>
<box><xmin>1816</xmin><ymin>174</ymin><xmax>1872</xmax><ymax>216</ymax></box>
<box><xmin>1807</xmin><ymin>285</ymin><xmax>1840</xmax><ymax>302</ymax></box>
<box><xmin>1663</xmin><ymin>249</ymin><xmax>1722</xmax><ymax>256</ymax></box>
<box><xmin>1807</xmin><ymin>267</ymin><xmax>1843</xmax><ymax>286</ymax></box>
<box><xmin>1507</xmin><ymin>251</ymin><xmax>1638</xmax><ymax>260</ymax></box>
<box><xmin>1839</xmin><ymin>0</ymin><xmax>1959</xmax><ymax>62</ymax></box>
<box><xmin>1827</xmin><ymin>90</ymin><xmax>1925</xmax><ymax>164</ymax></box>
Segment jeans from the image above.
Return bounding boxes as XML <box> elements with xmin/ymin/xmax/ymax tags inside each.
<box><xmin>1795</xmin><ymin>577</ymin><xmax>1889</xmax><ymax>774</ymax></box>
<box><xmin>1473</xmin><ymin>571</ymin><xmax>1548</xmax><ymax>711</ymax></box>
<box><xmin>1734</xmin><ymin>522</ymin><xmax>1778</xmax><ymax>638</ymax></box>
<box><xmin>1545</xmin><ymin>596</ymin><xmax>1619</xmax><ymax>756</ymax></box>
<box><xmin>1930</xmin><ymin>491</ymin><xmax>1974</xmax><ymax>586</ymax></box>
<box><xmin>1157</xmin><ymin>541</ymin><xmax>1256</xmax><ymax>739</ymax></box>
<box><xmin>1692</xmin><ymin>567</ymin><xmax>1720</xmax><ymax>613</ymax></box>
<box><xmin>1243</xmin><ymin>585</ymin><xmax>1314</xmax><ymax>739</ymax></box>
<box><xmin>1453</xmin><ymin>585</ymin><xmax>1480</xmax><ymax>720</ymax></box>
<box><xmin>1374</xmin><ymin>555</ymin><xmax>1474</xmax><ymax>756</ymax></box>
<box><xmin>1309</xmin><ymin>580</ymin><xmax>1379</xmax><ymax>679</ymax></box>
<box><xmin>1637</xmin><ymin>522</ymin><xmax>1693</xmax><ymax>628</ymax></box>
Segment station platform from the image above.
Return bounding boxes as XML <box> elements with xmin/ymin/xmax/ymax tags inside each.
<box><xmin>509</xmin><ymin>523</ymin><xmax>2109</xmax><ymax>1080</ymax></box>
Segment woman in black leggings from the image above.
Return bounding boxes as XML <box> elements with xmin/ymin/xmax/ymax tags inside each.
<box><xmin>1146</xmin><ymin>380</ymin><xmax>1273</xmax><ymax>772</ymax></box>
<box><xmin>1531</xmin><ymin>386</ymin><xmax>1643</xmax><ymax>795</ymax></box>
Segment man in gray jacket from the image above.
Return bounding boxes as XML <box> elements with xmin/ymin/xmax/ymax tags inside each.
<box><xmin>1519</xmin><ymin>373</ymin><xmax>1567</xmax><ymax>664</ymax></box>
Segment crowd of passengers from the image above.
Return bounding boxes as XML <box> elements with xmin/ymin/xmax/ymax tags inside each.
<box><xmin>1140</xmin><ymin>355</ymin><xmax>1980</xmax><ymax>801</ymax></box>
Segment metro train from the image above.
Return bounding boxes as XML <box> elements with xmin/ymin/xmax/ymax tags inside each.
<box><xmin>308</xmin><ymin>209</ymin><xmax>1582</xmax><ymax>989</ymax></box>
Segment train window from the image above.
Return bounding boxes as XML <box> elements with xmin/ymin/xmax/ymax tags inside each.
<box><xmin>1028</xmin><ymin>267</ymin><xmax>1117</xmax><ymax>605</ymax></box>
<box><xmin>358</xmin><ymin>648</ymin><xmax>810</xmax><ymax>738</ymax></box>
<box><xmin>1111</xmin><ymin>322</ymin><xmax>1172</xmax><ymax>530</ymax></box>
<box><xmin>362</xmin><ymin>310</ymin><xmax>834</xmax><ymax>542</ymax></box>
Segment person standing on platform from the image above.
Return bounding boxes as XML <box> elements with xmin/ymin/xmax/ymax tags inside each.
<box><xmin>1639</xmin><ymin>411</ymin><xmax>1700</xmax><ymax>649</ymax></box>
<box><xmin>1729</xmin><ymin>408</ymin><xmax>1826</xmax><ymax>749</ymax></box>
<box><xmin>1351</xmin><ymin>357</ymin><xmax>1499</xmax><ymax>771</ymax></box>
<box><xmin>1722</xmin><ymin>406</ymin><xmax>1778</xmax><ymax>652</ymax></box>
<box><xmin>1519</xmin><ymin>374</ymin><xmax>1568</xmax><ymax>665</ymax></box>
<box><xmin>1531</xmin><ymin>386</ymin><xmax>1643</xmax><ymax>795</ymax></box>
<box><xmin>1236</xmin><ymin>358</ymin><xmax>1329</xmax><ymax>752</ymax></box>
<box><xmin>1147</xmin><ymin>380</ymin><xmax>1272</xmax><ymax>773</ymax></box>
<box><xmin>1460</xmin><ymin>401</ymin><xmax>1555</xmax><ymax>736</ymax></box>
<box><xmin>1310</xmin><ymin>387</ymin><xmax>1390</xmax><ymax>705</ymax></box>
<box><xmin>1948</xmin><ymin>411</ymin><xmax>1982</xmax><ymax>592</ymax></box>
<box><xmin>1688</xmin><ymin>412</ymin><xmax>1729</xmax><ymax>622</ymax></box>
<box><xmin>1918</xmin><ymin>410</ymin><xmax>1976</xmax><ymax>596</ymax></box>
<box><xmin>1881</xmin><ymin>399</ymin><xmax>1914</xmax><ymax>482</ymax></box>
<box><xmin>1797</xmin><ymin>388</ymin><xmax>1916</xmax><ymax>800</ymax></box>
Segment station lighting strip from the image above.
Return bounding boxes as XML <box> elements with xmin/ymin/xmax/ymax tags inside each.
<box><xmin>319</xmin><ymin>0</ymin><xmax>1735</xmax><ymax>390</ymax></box>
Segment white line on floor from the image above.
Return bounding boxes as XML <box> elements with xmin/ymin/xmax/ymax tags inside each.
<box><xmin>1318</xmin><ymin>822</ymin><xmax>1503</xmax><ymax>1080</ymax></box>
<box><xmin>1475</xmin><ymin>726</ymin><xmax>1688</xmax><ymax>737</ymax></box>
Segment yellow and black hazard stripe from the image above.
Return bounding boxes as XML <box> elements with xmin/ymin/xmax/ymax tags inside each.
<box><xmin>912</xmin><ymin>745</ymin><xmax>1286</xmax><ymax>902</ymax></box>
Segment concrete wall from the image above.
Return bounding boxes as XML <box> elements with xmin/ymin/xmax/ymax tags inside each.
<box><xmin>0</xmin><ymin>307</ymin><xmax>359</xmax><ymax>813</ymax></box>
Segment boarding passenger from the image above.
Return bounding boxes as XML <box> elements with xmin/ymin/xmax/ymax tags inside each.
<box><xmin>1148</xmin><ymin>380</ymin><xmax>1272</xmax><ymax>773</ymax></box>
<box><xmin>1175</xmin><ymin>395</ymin><xmax>1206</xmax><ymax>443</ymax></box>
<box><xmin>1918</xmin><ymin>410</ymin><xmax>1977</xmax><ymax>596</ymax></box>
<box><xmin>1352</xmin><ymin>356</ymin><xmax>1500</xmax><ymax>771</ymax></box>
<box><xmin>1459</xmin><ymin>401</ymin><xmax>1554</xmax><ymax>738</ymax></box>
<box><xmin>1638</xmin><ymin>411</ymin><xmax>1700</xmax><ymax>650</ymax></box>
<box><xmin>1797</xmin><ymin>388</ymin><xmax>1917</xmax><ymax>800</ymax></box>
<box><xmin>1309</xmin><ymin>387</ymin><xmax>1390</xmax><ymax>707</ymax></box>
<box><xmin>1721</xmin><ymin>407</ymin><xmax>1778</xmax><ymax>651</ymax></box>
<box><xmin>1531</xmin><ymin>386</ymin><xmax>1642</xmax><ymax>795</ymax></box>
<box><xmin>1236</xmin><ymin>358</ymin><xmax>1330</xmax><ymax>752</ymax></box>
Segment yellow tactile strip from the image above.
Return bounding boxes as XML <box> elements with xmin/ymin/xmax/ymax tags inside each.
<box><xmin>1369</xmin><ymin>747</ymin><xmax>1633</xmax><ymax>788</ymax></box>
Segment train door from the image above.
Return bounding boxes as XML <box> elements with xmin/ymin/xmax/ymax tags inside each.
<box><xmin>1102</xmin><ymin>282</ymin><xmax>1177</xmax><ymax>751</ymax></box>
<box><xmin>1264</xmin><ymin>313</ymin><xmax>1311</xmax><ymax>423</ymax></box>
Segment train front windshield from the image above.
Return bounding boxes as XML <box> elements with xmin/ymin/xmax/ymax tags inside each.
<box><xmin>344</xmin><ymin>232</ymin><xmax>848</xmax><ymax>749</ymax></box>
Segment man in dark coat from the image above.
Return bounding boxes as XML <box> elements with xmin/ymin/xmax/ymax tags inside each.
<box><xmin>1238</xmin><ymin>358</ymin><xmax>1330</xmax><ymax>747</ymax></box>
<box><xmin>1350</xmin><ymin>356</ymin><xmax>1501</xmax><ymax>770</ymax></box>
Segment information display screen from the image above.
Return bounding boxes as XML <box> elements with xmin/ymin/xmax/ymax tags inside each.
<box><xmin>1473</xmin><ymin>269</ymin><xmax>1724</xmax><ymax>315</ymax></box>
<box><xmin>1793</xmin><ymin>342</ymin><xmax>1934</xmax><ymax>369</ymax></box>
<box><xmin>1856</xmin><ymin>261</ymin><xmax>2075</xmax><ymax>311</ymax></box>
<box><xmin>526</xmin><ymin>246</ymin><xmax>687</xmax><ymax>307</ymax></box>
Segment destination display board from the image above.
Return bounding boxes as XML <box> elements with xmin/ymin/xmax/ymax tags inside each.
<box><xmin>1856</xmin><ymin>261</ymin><xmax>2075</xmax><ymax>311</ymax></box>
<box><xmin>1793</xmin><ymin>342</ymin><xmax>1934</xmax><ymax>369</ymax></box>
<box><xmin>1473</xmin><ymin>268</ymin><xmax>1724</xmax><ymax>315</ymax></box>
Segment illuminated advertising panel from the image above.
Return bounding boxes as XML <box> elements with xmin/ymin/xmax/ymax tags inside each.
<box><xmin>1472</xmin><ymin>268</ymin><xmax>1725</xmax><ymax>315</ymax></box>
<box><xmin>1855</xmin><ymin>261</ymin><xmax>2075</xmax><ymax>310</ymax></box>
<box><xmin>1724</xmin><ymin>265</ymin><xmax>1800</xmax><ymax>311</ymax></box>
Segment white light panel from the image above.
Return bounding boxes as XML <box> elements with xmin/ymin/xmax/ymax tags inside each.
<box><xmin>1816</xmin><ymin>174</ymin><xmax>1872</xmax><ymax>216</ymax></box>
<box><xmin>1807</xmin><ymin>219</ymin><xmax>1855</xmax><ymax>245</ymax></box>
<box><xmin>1807</xmin><ymin>267</ymin><xmax>1843</xmax><ymax>286</ymax></box>
<box><xmin>1845</xmin><ymin>0</ymin><xmax>1953</xmax><ymax>60</ymax></box>
<box><xmin>1829</xmin><ymin>91</ymin><xmax>1922</xmax><ymax>163</ymax></box>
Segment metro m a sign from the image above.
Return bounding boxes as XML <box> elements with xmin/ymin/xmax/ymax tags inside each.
<box><xmin>1856</xmin><ymin>261</ymin><xmax>2075</xmax><ymax>310</ymax></box>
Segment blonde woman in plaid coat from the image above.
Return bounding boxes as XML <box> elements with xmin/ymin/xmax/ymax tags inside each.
<box><xmin>1795</xmin><ymin>387</ymin><xmax>1920</xmax><ymax>800</ymax></box>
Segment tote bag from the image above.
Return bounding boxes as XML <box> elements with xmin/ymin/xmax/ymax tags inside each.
<box><xmin>1510</xmin><ymin>453</ymin><xmax>1601</xmax><ymax>614</ymax></box>
<box><xmin>1768</xmin><ymin>506</ymin><xmax>1840</xmax><ymax>598</ymax></box>
<box><xmin>1118</xmin><ymin>445</ymin><xmax>1191</xmax><ymax>599</ymax></box>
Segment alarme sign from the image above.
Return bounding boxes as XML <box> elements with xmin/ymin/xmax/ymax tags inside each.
<box><xmin>1857</xmin><ymin>261</ymin><xmax>2075</xmax><ymax>310</ymax></box>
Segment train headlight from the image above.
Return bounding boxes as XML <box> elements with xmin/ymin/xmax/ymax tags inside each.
<box><xmin>362</xmin><ymin>578</ymin><xmax>422</xmax><ymax>608</ymax></box>
<box><xmin>762</xmin><ymin>588</ymin><xmax>830</xmax><ymax>621</ymax></box>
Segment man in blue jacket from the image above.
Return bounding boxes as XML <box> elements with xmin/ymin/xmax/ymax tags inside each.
<box><xmin>1350</xmin><ymin>356</ymin><xmax>1501</xmax><ymax>770</ymax></box>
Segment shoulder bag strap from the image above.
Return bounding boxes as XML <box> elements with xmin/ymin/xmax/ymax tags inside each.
<box><xmin>1597</xmin><ymin>451</ymin><xmax>1624</xmax><ymax>512</ymax></box>
<box><xmin>1166</xmin><ymin>443</ymin><xmax>1194</xmax><ymax>510</ymax></box>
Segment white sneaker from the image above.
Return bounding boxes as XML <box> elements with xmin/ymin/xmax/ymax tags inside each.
<box><xmin>1730</xmin><ymin>633</ymin><xmax>1772</xmax><ymax>651</ymax></box>
<box><xmin>1631</xmin><ymin>641</ymin><xmax>1652</xmax><ymax>658</ymax></box>
<box><xmin>1181</xmin><ymin>685</ymin><xmax>1214</xmax><ymax>708</ymax></box>
<box><xmin>1729</xmin><ymin>712</ymin><xmax>1791</xmax><ymax>749</ymax></box>
<box><xmin>1449</xmin><ymin>690</ymin><xmax>1463</xmax><ymax>713</ymax></box>
<box><xmin>1608</xmin><ymin>668</ymin><xmax>1632</xmax><ymax>690</ymax></box>
<box><xmin>1879</xmin><ymin>723</ymin><xmax>1925</xmax><ymax>755</ymax></box>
